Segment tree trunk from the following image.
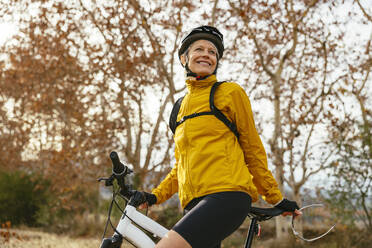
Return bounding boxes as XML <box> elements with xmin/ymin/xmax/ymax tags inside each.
<box><xmin>294</xmin><ymin>191</ymin><xmax>303</xmax><ymax>239</ymax></box>
<box><xmin>275</xmin><ymin>165</ymin><xmax>287</xmax><ymax>239</ymax></box>
<box><xmin>271</xmin><ymin>75</ymin><xmax>288</xmax><ymax>239</ymax></box>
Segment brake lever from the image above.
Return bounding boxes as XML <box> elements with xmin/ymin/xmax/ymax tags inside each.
<box><xmin>97</xmin><ymin>174</ymin><xmax>115</xmax><ymax>186</ymax></box>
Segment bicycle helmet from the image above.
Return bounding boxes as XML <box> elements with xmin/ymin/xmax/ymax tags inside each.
<box><xmin>178</xmin><ymin>25</ymin><xmax>224</xmax><ymax>59</ymax></box>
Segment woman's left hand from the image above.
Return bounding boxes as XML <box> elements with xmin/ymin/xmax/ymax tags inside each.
<box><xmin>282</xmin><ymin>209</ymin><xmax>302</xmax><ymax>217</ymax></box>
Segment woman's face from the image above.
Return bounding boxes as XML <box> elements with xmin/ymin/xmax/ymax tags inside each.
<box><xmin>181</xmin><ymin>40</ymin><xmax>218</xmax><ymax>77</ymax></box>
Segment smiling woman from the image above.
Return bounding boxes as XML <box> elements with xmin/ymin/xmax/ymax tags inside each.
<box><xmin>136</xmin><ymin>25</ymin><xmax>300</xmax><ymax>248</ymax></box>
<box><xmin>180</xmin><ymin>40</ymin><xmax>218</xmax><ymax>77</ymax></box>
<box><xmin>177</xmin><ymin>25</ymin><xmax>224</xmax><ymax>79</ymax></box>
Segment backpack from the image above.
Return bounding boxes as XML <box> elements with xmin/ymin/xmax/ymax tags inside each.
<box><xmin>169</xmin><ymin>81</ymin><xmax>239</xmax><ymax>139</ymax></box>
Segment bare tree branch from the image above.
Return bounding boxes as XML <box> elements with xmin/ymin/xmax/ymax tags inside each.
<box><xmin>355</xmin><ymin>0</ymin><xmax>372</xmax><ymax>22</ymax></box>
<box><xmin>210</xmin><ymin>0</ymin><xmax>219</xmax><ymax>26</ymax></box>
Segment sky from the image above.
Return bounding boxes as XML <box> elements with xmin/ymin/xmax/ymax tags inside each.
<box><xmin>0</xmin><ymin>22</ymin><xmax>16</xmax><ymax>44</ymax></box>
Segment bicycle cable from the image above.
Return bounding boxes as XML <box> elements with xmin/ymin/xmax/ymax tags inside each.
<box><xmin>101</xmin><ymin>185</ymin><xmax>139</xmax><ymax>247</ymax></box>
<box><xmin>102</xmin><ymin>184</ymin><xmax>125</xmax><ymax>239</ymax></box>
<box><xmin>102</xmin><ymin>183</ymin><xmax>155</xmax><ymax>248</ymax></box>
<box><xmin>291</xmin><ymin>203</ymin><xmax>336</xmax><ymax>242</ymax></box>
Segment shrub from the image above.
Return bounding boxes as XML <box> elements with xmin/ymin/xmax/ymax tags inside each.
<box><xmin>0</xmin><ymin>170</ymin><xmax>51</xmax><ymax>226</ymax></box>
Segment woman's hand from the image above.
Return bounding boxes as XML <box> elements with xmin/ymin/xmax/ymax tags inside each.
<box><xmin>275</xmin><ymin>198</ymin><xmax>302</xmax><ymax>217</ymax></box>
<box><xmin>134</xmin><ymin>191</ymin><xmax>157</xmax><ymax>209</ymax></box>
<box><xmin>138</xmin><ymin>202</ymin><xmax>149</xmax><ymax>210</ymax></box>
<box><xmin>281</xmin><ymin>209</ymin><xmax>302</xmax><ymax>217</ymax></box>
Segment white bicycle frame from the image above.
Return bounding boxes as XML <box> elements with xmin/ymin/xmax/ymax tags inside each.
<box><xmin>115</xmin><ymin>204</ymin><xmax>169</xmax><ymax>248</ymax></box>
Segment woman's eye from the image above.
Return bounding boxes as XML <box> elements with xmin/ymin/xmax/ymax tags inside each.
<box><xmin>209</xmin><ymin>50</ymin><xmax>216</xmax><ymax>55</ymax></box>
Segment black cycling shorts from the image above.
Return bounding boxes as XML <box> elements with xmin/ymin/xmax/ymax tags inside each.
<box><xmin>172</xmin><ymin>191</ymin><xmax>252</xmax><ymax>248</ymax></box>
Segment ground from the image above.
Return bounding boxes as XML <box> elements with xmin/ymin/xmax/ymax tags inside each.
<box><xmin>1</xmin><ymin>228</ymin><xmax>101</xmax><ymax>248</ymax></box>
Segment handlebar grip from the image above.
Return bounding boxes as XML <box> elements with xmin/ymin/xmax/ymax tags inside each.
<box><xmin>110</xmin><ymin>151</ymin><xmax>124</xmax><ymax>174</ymax></box>
<box><xmin>250</xmin><ymin>207</ymin><xmax>284</xmax><ymax>217</ymax></box>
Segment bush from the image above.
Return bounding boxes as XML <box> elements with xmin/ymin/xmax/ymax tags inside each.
<box><xmin>36</xmin><ymin>186</ymin><xmax>102</xmax><ymax>235</ymax></box>
<box><xmin>249</xmin><ymin>225</ymin><xmax>372</xmax><ymax>248</ymax></box>
<box><xmin>0</xmin><ymin>170</ymin><xmax>51</xmax><ymax>226</ymax></box>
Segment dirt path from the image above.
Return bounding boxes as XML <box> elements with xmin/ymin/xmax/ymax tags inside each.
<box><xmin>1</xmin><ymin>228</ymin><xmax>101</xmax><ymax>248</ymax></box>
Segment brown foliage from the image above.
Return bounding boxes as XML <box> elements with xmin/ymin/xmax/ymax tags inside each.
<box><xmin>223</xmin><ymin>0</ymin><xmax>370</xmax><ymax>237</ymax></box>
<box><xmin>0</xmin><ymin>0</ymin><xmax>197</xmax><ymax>212</ymax></box>
<box><xmin>0</xmin><ymin>1</ymin><xmax>370</xmax><ymax>235</ymax></box>
<box><xmin>223</xmin><ymin>0</ymin><xmax>370</xmax><ymax>199</ymax></box>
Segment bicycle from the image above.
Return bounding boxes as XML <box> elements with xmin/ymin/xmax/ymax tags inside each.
<box><xmin>98</xmin><ymin>151</ymin><xmax>335</xmax><ymax>248</ymax></box>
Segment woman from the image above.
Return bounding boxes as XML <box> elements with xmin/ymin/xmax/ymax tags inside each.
<box><xmin>139</xmin><ymin>26</ymin><xmax>300</xmax><ymax>248</ymax></box>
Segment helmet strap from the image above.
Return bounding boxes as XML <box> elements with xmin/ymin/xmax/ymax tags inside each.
<box><xmin>212</xmin><ymin>58</ymin><xmax>219</xmax><ymax>74</ymax></box>
<box><xmin>185</xmin><ymin>63</ymin><xmax>198</xmax><ymax>78</ymax></box>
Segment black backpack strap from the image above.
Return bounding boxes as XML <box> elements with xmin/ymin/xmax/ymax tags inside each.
<box><xmin>210</xmin><ymin>82</ymin><xmax>240</xmax><ymax>139</ymax></box>
<box><xmin>169</xmin><ymin>81</ymin><xmax>240</xmax><ymax>139</ymax></box>
<box><xmin>169</xmin><ymin>97</ymin><xmax>213</xmax><ymax>134</ymax></box>
<box><xmin>169</xmin><ymin>96</ymin><xmax>184</xmax><ymax>134</ymax></box>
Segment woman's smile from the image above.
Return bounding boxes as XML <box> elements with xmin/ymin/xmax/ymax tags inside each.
<box><xmin>183</xmin><ymin>39</ymin><xmax>218</xmax><ymax>77</ymax></box>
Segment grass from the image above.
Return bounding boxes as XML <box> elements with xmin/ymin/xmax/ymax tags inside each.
<box><xmin>2</xmin><ymin>221</ymin><xmax>370</xmax><ymax>248</ymax></box>
<box><xmin>1</xmin><ymin>228</ymin><xmax>101</xmax><ymax>248</ymax></box>
<box><xmin>0</xmin><ymin>228</ymin><xmax>138</xmax><ymax>248</ymax></box>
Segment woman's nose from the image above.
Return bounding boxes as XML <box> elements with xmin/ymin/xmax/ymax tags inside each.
<box><xmin>201</xmin><ymin>50</ymin><xmax>210</xmax><ymax>57</ymax></box>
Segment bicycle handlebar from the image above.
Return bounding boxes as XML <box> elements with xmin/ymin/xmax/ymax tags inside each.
<box><xmin>110</xmin><ymin>151</ymin><xmax>125</xmax><ymax>174</ymax></box>
<box><xmin>250</xmin><ymin>206</ymin><xmax>284</xmax><ymax>216</ymax></box>
<box><xmin>108</xmin><ymin>151</ymin><xmax>133</xmax><ymax>197</ymax></box>
<box><xmin>249</xmin><ymin>206</ymin><xmax>284</xmax><ymax>221</ymax></box>
<box><xmin>107</xmin><ymin>151</ymin><xmax>286</xmax><ymax>218</ymax></box>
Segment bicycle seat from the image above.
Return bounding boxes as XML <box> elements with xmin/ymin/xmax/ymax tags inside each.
<box><xmin>248</xmin><ymin>207</ymin><xmax>284</xmax><ymax>221</ymax></box>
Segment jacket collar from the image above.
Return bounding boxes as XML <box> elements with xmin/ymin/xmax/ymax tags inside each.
<box><xmin>186</xmin><ymin>74</ymin><xmax>217</xmax><ymax>92</ymax></box>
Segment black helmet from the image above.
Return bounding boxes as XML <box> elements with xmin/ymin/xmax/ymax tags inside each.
<box><xmin>178</xmin><ymin>25</ymin><xmax>224</xmax><ymax>59</ymax></box>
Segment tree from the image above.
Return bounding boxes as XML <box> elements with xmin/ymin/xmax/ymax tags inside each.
<box><xmin>326</xmin><ymin>2</ymin><xmax>371</xmax><ymax>232</ymax></box>
<box><xmin>0</xmin><ymin>0</ymin><xmax>201</xmax><ymax>213</ymax></box>
<box><xmin>1</xmin><ymin>2</ymin><xmax>98</xmax><ymax>213</ymax></box>
<box><xmin>2</xmin><ymin>0</ymin><xmax>370</xmax><ymax>239</ymax></box>
<box><xmin>224</xmin><ymin>0</ymin><xmax>365</xmax><ymax>238</ymax></box>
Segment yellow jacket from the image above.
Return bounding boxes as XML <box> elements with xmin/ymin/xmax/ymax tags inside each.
<box><xmin>152</xmin><ymin>75</ymin><xmax>282</xmax><ymax>208</ymax></box>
